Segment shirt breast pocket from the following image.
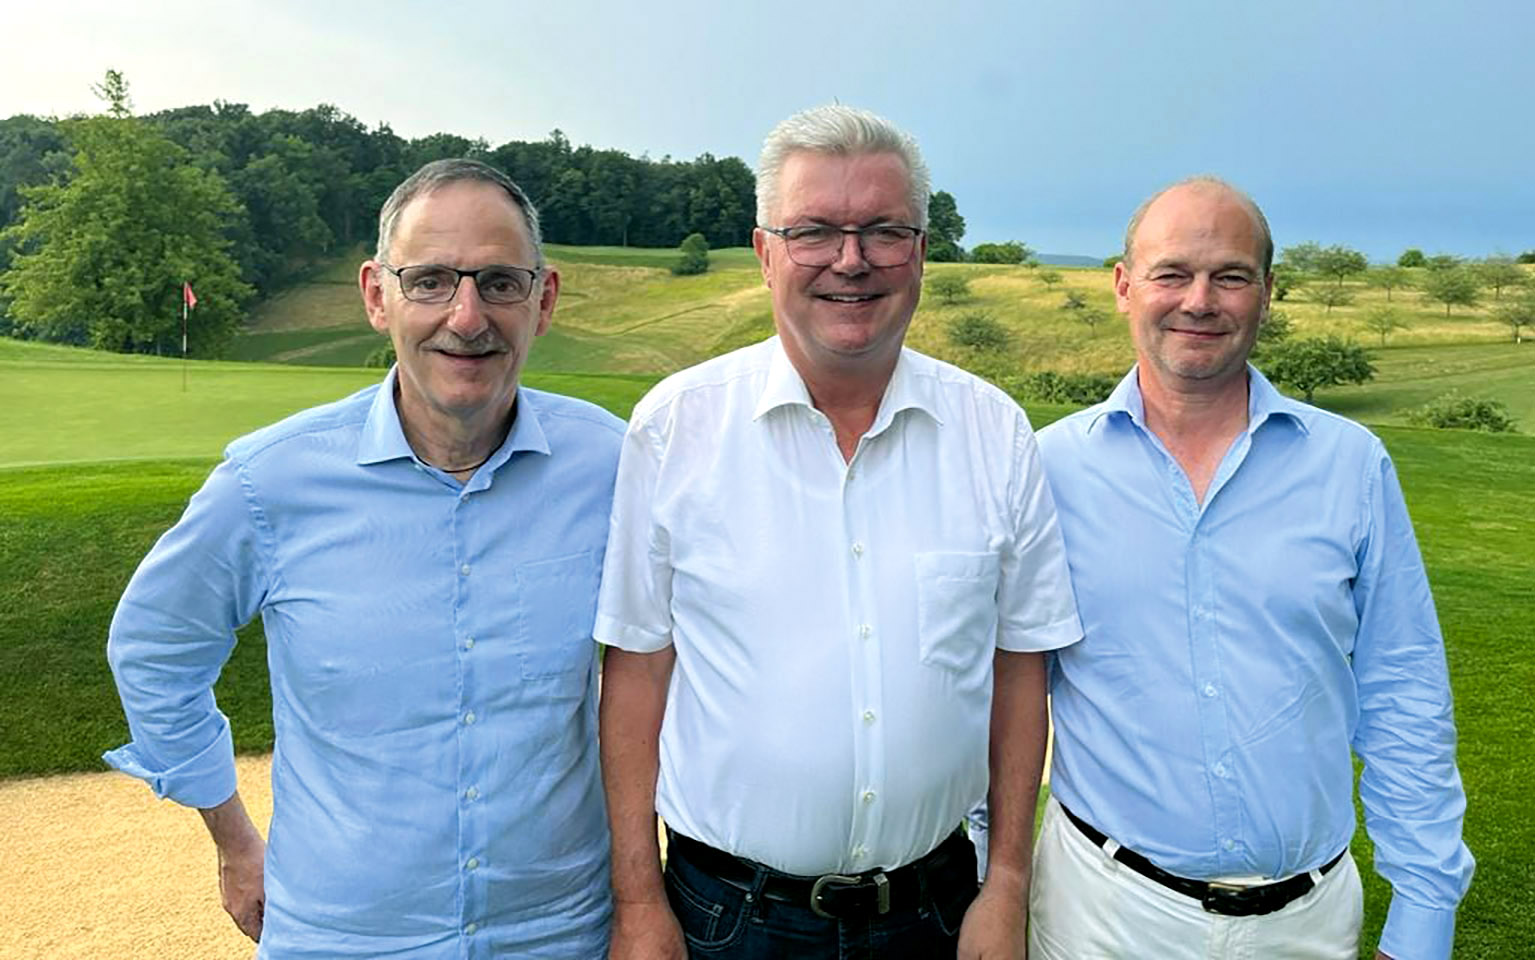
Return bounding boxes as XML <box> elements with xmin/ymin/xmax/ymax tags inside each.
<box><xmin>914</xmin><ymin>551</ymin><xmax>1001</xmax><ymax>674</ymax></box>
<box><xmin>513</xmin><ymin>550</ymin><xmax>601</xmax><ymax>682</ymax></box>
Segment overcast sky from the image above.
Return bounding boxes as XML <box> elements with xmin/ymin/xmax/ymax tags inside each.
<box><xmin>4</xmin><ymin>0</ymin><xmax>1531</xmax><ymax>260</ymax></box>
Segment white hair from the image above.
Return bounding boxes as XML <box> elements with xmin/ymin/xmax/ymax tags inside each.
<box><xmin>755</xmin><ymin>105</ymin><xmax>931</xmax><ymax>228</ymax></box>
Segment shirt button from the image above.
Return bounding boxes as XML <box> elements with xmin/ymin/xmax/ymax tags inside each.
<box><xmin>851</xmin><ymin>541</ymin><xmax>865</xmax><ymax>558</ymax></box>
<box><xmin>858</xmin><ymin>624</ymin><xmax>872</xmax><ymax>639</ymax></box>
<box><xmin>1212</xmin><ymin>763</ymin><xmax>1227</xmax><ymax>778</ymax></box>
<box><xmin>465</xmin><ymin>922</ymin><xmax>479</xmax><ymax>935</ymax></box>
<box><xmin>465</xmin><ymin>786</ymin><xmax>479</xmax><ymax>801</ymax></box>
<box><xmin>1222</xmin><ymin>838</ymin><xmax>1236</xmax><ymax>851</ymax></box>
<box><xmin>463</xmin><ymin>637</ymin><xmax>476</xmax><ymax>650</ymax></box>
<box><xmin>862</xmin><ymin>710</ymin><xmax>876</xmax><ymax>724</ymax></box>
<box><xmin>466</xmin><ymin>857</ymin><xmax>480</xmax><ymax>870</ymax></box>
<box><xmin>862</xmin><ymin>790</ymin><xmax>876</xmax><ymax>804</ymax></box>
<box><xmin>463</xmin><ymin>711</ymin><xmax>477</xmax><ymax>725</ymax></box>
<box><xmin>1203</xmin><ymin>683</ymin><xmax>1217</xmax><ymax>698</ymax></box>
<box><xmin>852</xmin><ymin>845</ymin><xmax>867</xmax><ymax>859</ymax></box>
<box><xmin>460</xmin><ymin>564</ymin><xmax>472</xmax><ymax>576</ymax></box>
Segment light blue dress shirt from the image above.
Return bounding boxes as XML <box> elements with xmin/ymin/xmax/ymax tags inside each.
<box><xmin>105</xmin><ymin>370</ymin><xmax>620</xmax><ymax>959</ymax></box>
<box><xmin>1039</xmin><ymin>365</ymin><xmax>1473</xmax><ymax>960</ymax></box>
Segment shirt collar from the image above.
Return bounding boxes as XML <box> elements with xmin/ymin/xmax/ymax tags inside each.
<box><xmin>1087</xmin><ymin>363</ymin><xmax>1310</xmax><ymax>437</ymax></box>
<box><xmin>751</xmin><ymin>337</ymin><xmax>943</xmax><ymax>431</ymax></box>
<box><xmin>356</xmin><ymin>367</ymin><xmax>552</xmax><ymax>471</ymax></box>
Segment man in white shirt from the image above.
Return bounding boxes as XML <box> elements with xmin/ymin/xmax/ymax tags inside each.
<box><xmin>596</xmin><ymin>104</ymin><xmax>1082</xmax><ymax>960</ymax></box>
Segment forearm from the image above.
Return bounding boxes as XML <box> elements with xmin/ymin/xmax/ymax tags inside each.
<box><xmin>198</xmin><ymin>790</ymin><xmax>263</xmax><ymax>853</ymax></box>
<box><xmin>983</xmin><ymin>649</ymin><xmax>1048</xmax><ymax>894</ymax></box>
<box><xmin>600</xmin><ymin>645</ymin><xmax>676</xmax><ymax>904</ymax></box>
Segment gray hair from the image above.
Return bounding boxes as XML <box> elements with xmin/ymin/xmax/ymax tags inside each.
<box><xmin>375</xmin><ymin>158</ymin><xmax>544</xmax><ymax>266</ymax></box>
<box><xmin>755</xmin><ymin>105</ymin><xmax>931</xmax><ymax>229</ymax></box>
<box><xmin>1122</xmin><ymin>175</ymin><xmax>1273</xmax><ymax>274</ymax></box>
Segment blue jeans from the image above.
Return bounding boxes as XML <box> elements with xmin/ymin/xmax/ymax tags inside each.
<box><xmin>664</xmin><ymin>834</ymin><xmax>978</xmax><ymax>959</ymax></box>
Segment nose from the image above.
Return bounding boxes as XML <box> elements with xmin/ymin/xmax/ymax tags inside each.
<box><xmin>1181</xmin><ymin>274</ymin><xmax>1219</xmax><ymax>316</ymax></box>
<box><xmin>444</xmin><ymin>276</ymin><xmax>490</xmax><ymax>337</ymax></box>
<box><xmin>829</xmin><ymin>230</ymin><xmax>871</xmax><ymax>275</ymax></box>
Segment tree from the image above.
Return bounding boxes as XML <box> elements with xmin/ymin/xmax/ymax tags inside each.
<box><xmin>1363</xmin><ymin>265</ymin><xmax>1413</xmax><ymax>302</ymax></box>
<box><xmin>1257</xmin><ymin>336</ymin><xmax>1375</xmax><ymax>402</ymax></box>
<box><xmin>926</xmin><ymin>189</ymin><xmax>965</xmax><ymax>262</ymax></box>
<box><xmin>1314</xmin><ymin>245</ymin><xmax>1368</xmax><ymax>286</ymax></box>
<box><xmin>1494</xmin><ymin>293</ymin><xmax>1535</xmax><ymax>343</ymax></box>
<box><xmin>1361</xmin><ymin>308</ymin><xmax>1407</xmax><ymax>346</ymax></box>
<box><xmin>945</xmin><ymin>311</ymin><xmax>1010</xmax><ymax>351</ymax></box>
<box><xmin>1079</xmin><ymin>308</ymin><xmax>1110</xmax><ymax>335</ymax></box>
<box><xmin>1518</xmin><ymin>251</ymin><xmax>1535</xmax><ymax>265</ymax></box>
<box><xmin>1060</xmin><ymin>291</ymin><xmax>1087</xmax><ymax>311</ymax></box>
<box><xmin>1279</xmin><ymin>242</ymin><xmax>1323</xmax><ymax>273</ymax></box>
<box><xmin>1424</xmin><ymin>253</ymin><xmax>1461</xmax><ymax>272</ymax></box>
<box><xmin>672</xmin><ymin>232</ymin><xmax>709</xmax><ymax>275</ymax></box>
<box><xmin>1037</xmin><ymin>270</ymin><xmax>1063</xmax><ymax>289</ymax></box>
<box><xmin>1474</xmin><ymin>256</ymin><xmax>1528</xmax><ymax>300</ymax></box>
<box><xmin>926</xmin><ymin>272</ymin><xmax>971</xmax><ymax>304</ymax></box>
<box><xmin>0</xmin><ymin>72</ymin><xmax>250</xmax><ymax>355</ymax></box>
<box><xmin>1398</xmin><ymin>248</ymin><xmax>1427</xmax><ymax>268</ymax></box>
<box><xmin>1420</xmin><ymin>267</ymin><xmax>1482</xmax><ymax>316</ymax></box>
<box><xmin>971</xmin><ymin>241</ymin><xmax>1035</xmax><ymax>265</ymax></box>
<box><xmin>1312</xmin><ymin>286</ymin><xmax>1354</xmax><ymax>314</ymax></box>
<box><xmin>1272</xmin><ymin>265</ymin><xmax>1306</xmax><ymax>301</ymax></box>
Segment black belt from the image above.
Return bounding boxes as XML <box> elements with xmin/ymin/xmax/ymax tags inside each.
<box><xmin>1059</xmin><ymin>803</ymin><xmax>1346</xmax><ymax>917</ymax></box>
<box><xmin>666</xmin><ymin>828</ymin><xmax>971</xmax><ymax>921</ymax></box>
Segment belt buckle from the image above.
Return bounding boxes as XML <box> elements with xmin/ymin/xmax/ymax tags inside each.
<box><xmin>1201</xmin><ymin>881</ymin><xmax>1263</xmax><ymax>917</ymax></box>
<box><xmin>810</xmin><ymin>872</ymin><xmax>891</xmax><ymax>918</ymax></box>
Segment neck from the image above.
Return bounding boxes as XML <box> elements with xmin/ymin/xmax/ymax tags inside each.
<box><xmin>396</xmin><ymin>386</ymin><xmax>516</xmax><ymax>477</ymax></box>
<box><xmin>1137</xmin><ymin>364</ymin><xmax>1249</xmax><ymax>443</ymax></box>
<box><xmin>796</xmin><ymin>354</ymin><xmax>897</xmax><ymax>464</ymax></box>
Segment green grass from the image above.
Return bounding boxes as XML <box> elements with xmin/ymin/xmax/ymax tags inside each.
<box><xmin>0</xmin><ymin>339</ymin><xmax>657</xmax><ymax>467</ymax></box>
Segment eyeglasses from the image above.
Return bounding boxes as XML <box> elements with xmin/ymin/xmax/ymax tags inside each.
<box><xmin>760</xmin><ymin>224</ymin><xmax>924</xmax><ymax>268</ymax></box>
<box><xmin>379</xmin><ymin>263</ymin><xmax>542</xmax><ymax>305</ymax></box>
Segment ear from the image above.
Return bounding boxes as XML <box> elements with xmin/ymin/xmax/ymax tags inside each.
<box><xmin>1112</xmin><ymin>261</ymin><xmax>1132</xmax><ymax>315</ymax></box>
<box><xmin>360</xmin><ymin>261</ymin><xmax>390</xmax><ymax>333</ymax></box>
<box><xmin>752</xmin><ymin>227</ymin><xmax>773</xmax><ymax>288</ymax></box>
<box><xmin>533</xmin><ymin>267</ymin><xmax>559</xmax><ymax>337</ymax></box>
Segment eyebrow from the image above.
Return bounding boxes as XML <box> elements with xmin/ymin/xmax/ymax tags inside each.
<box><xmin>1144</xmin><ymin>259</ymin><xmax>1259</xmax><ymax>274</ymax></box>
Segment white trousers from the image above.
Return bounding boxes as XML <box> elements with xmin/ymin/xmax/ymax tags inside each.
<box><xmin>1029</xmin><ymin>799</ymin><xmax>1363</xmax><ymax>960</ymax></box>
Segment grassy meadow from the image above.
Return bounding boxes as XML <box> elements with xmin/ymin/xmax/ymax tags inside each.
<box><xmin>3</xmin><ymin>246</ymin><xmax>1533</xmax><ymax>957</ymax></box>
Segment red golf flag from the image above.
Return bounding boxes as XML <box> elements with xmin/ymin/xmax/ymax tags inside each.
<box><xmin>183</xmin><ymin>282</ymin><xmax>198</xmax><ymax>309</ymax></box>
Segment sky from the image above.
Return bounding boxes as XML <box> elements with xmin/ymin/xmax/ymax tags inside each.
<box><xmin>4</xmin><ymin>0</ymin><xmax>1532</xmax><ymax>261</ymax></box>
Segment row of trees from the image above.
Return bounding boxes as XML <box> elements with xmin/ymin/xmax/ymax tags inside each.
<box><xmin>0</xmin><ymin>72</ymin><xmax>758</xmax><ymax>355</ymax></box>
<box><xmin>1273</xmin><ymin>241</ymin><xmax>1532</xmax><ymax>320</ymax></box>
<box><xmin>922</xmin><ymin>191</ymin><xmax>1035</xmax><ymax>265</ymax></box>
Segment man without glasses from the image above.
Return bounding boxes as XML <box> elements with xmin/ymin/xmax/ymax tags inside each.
<box><xmin>598</xmin><ymin>104</ymin><xmax>1081</xmax><ymax>959</ymax></box>
<box><xmin>1020</xmin><ymin>177</ymin><xmax>1474</xmax><ymax>959</ymax></box>
<box><xmin>106</xmin><ymin>158</ymin><xmax>620</xmax><ymax>957</ymax></box>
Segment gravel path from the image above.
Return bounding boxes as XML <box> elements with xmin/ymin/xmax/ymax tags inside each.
<box><xmin>0</xmin><ymin>755</ymin><xmax>273</xmax><ymax>960</ymax></box>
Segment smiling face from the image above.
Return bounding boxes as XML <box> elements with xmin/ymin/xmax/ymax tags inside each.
<box><xmin>360</xmin><ymin>180</ymin><xmax>556</xmax><ymax>436</ymax></box>
<box><xmin>752</xmin><ymin>150</ymin><xmax>925</xmax><ymax>382</ymax></box>
<box><xmin>1116</xmin><ymin>183</ymin><xmax>1272</xmax><ymax>394</ymax></box>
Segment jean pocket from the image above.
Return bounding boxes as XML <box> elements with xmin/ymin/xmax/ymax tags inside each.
<box><xmin>513</xmin><ymin>550</ymin><xmax>601</xmax><ymax>682</ymax></box>
<box><xmin>665</xmin><ymin>861</ymin><xmax>750</xmax><ymax>951</ymax></box>
<box><xmin>914</xmin><ymin>551</ymin><xmax>1001</xmax><ymax>674</ymax></box>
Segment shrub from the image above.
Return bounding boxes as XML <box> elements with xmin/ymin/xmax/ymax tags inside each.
<box><xmin>946</xmin><ymin>311</ymin><xmax>1010</xmax><ymax>351</ymax></box>
<box><xmin>1004</xmin><ymin>370</ymin><xmax>1117</xmax><ymax>405</ymax></box>
<box><xmin>364</xmin><ymin>342</ymin><xmax>395</xmax><ymax>368</ymax></box>
<box><xmin>1408</xmin><ymin>393</ymin><xmax>1517</xmax><ymax>433</ymax></box>
<box><xmin>672</xmin><ymin>232</ymin><xmax>709</xmax><ymax>276</ymax></box>
<box><xmin>927</xmin><ymin>273</ymin><xmax>971</xmax><ymax>304</ymax></box>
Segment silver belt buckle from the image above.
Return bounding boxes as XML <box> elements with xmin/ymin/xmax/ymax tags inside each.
<box><xmin>809</xmin><ymin>872</ymin><xmax>891</xmax><ymax>918</ymax></box>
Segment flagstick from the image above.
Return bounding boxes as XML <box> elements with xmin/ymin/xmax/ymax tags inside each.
<box><xmin>181</xmin><ymin>294</ymin><xmax>189</xmax><ymax>393</ymax></box>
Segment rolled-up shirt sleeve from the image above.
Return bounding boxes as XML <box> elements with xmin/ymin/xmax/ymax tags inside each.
<box><xmin>1351</xmin><ymin>449</ymin><xmax>1475</xmax><ymax>960</ymax></box>
<box><xmin>104</xmin><ymin>456</ymin><xmax>269</xmax><ymax>809</ymax></box>
<box><xmin>997</xmin><ymin>414</ymin><xmax>1082</xmax><ymax>653</ymax></box>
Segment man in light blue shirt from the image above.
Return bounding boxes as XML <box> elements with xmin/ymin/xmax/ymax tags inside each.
<box><xmin>105</xmin><ymin>159</ymin><xmax>620</xmax><ymax>958</ymax></box>
<box><xmin>1027</xmin><ymin>178</ymin><xmax>1473</xmax><ymax>959</ymax></box>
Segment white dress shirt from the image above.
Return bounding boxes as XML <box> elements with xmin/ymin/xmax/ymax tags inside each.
<box><xmin>596</xmin><ymin>337</ymin><xmax>1081</xmax><ymax>876</ymax></box>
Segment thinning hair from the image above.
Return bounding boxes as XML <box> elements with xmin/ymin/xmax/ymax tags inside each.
<box><xmin>755</xmin><ymin>105</ymin><xmax>931</xmax><ymax>228</ymax></box>
<box><xmin>1121</xmin><ymin>175</ymin><xmax>1273</xmax><ymax>274</ymax></box>
<box><xmin>374</xmin><ymin>158</ymin><xmax>544</xmax><ymax>265</ymax></box>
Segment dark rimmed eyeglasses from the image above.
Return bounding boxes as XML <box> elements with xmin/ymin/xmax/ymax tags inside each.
<box><xmin>760</xmin><ymin>224</ymin><xmax>924</xmax><ymax>268</ymax></box>
<box><xmin>379</xmin><ymin>263</ymin><xmax>543</xmax><ymax>305</ymax></box>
